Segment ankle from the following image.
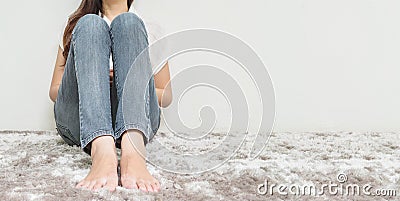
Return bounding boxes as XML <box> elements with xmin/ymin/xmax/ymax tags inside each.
<box><xmin>121</xmin><ymin>148</ymin><xmax>145</xmax><ymax>160</ymax></box>
<box><xmin>121</xmin><ymin>130</ymin><xmax>144</xmax><ymax>144</ymax></box>
<box><xmin>90</xmin><ymin>135</ymin><xmax>116</xmax><ymax>155</ymax></box>
<box><xmin>121</xmin><ymin>130</ymin><xmax>147</xmax><ymax>157</ymax></box>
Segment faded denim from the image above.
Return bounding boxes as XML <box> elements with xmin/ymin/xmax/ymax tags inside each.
<box><xmin>54</xmin><ymin>13</ymin><xmax>160</xmax><ymax>154</ymax></box>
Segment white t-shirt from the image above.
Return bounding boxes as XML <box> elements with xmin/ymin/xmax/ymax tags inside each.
<box><xmin>59</xmin><ymin>6</ymin><xmax>165</xmax><ymax>73</ymax></box>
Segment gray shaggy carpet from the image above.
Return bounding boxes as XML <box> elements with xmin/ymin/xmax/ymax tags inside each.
<box><xmin>0</xmin><ymin>131</ymin><xmax>399</xmax><ymax>201</ymax></box>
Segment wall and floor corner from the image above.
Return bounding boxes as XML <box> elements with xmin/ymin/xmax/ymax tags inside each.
<box><xmin>0</xmin><ymin>0</ymin><xmax>399</xmax><ymax>132</ymax></box>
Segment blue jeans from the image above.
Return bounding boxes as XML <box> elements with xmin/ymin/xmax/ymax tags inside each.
<box><xmin>54</xmin><ymin>13</ymin><xmax>160</xmax><ymax>155</ymax></box>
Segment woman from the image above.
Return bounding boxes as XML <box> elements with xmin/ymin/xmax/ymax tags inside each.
<box><xmin>49</xmin><ymin>0</ymin><xmax>172</xmax><ymax>193</ymax></box>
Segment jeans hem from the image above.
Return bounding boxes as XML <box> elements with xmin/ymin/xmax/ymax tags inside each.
<box><xmin>114</xmin><ymin>123</ymin><xmax>152</xmax><ymax>145</ymax></box>
<box><xmin>80</xmin><ymin>129</ymin><xmax>115</xmax><ymax>149</ymax></box>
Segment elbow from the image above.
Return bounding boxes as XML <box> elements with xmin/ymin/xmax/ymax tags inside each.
<box><xmin>160</xmin><ymin>93</ymin><xmax>172</xmax><ymax>108</ymax></box>
<box><xmin>49</xmin><ymin>86</ymin><xmax>58</xmax><ymax>103</ymax></box>
<box><xmin>49</xmin><ymin>90</ymin><xmax>56</xmax><ymax>103</ymax></box>
<box><xmin>160</xmin><ymin>97</ymin><xmax>172</xmax><ymax>108</ymax></box>
<box><xmin>159</xmin><ymin>88</ymin><xmax>172</xmax><ymax>108</ymax></box>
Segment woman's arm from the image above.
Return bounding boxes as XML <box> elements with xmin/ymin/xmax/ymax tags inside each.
<box><xmin>49</xmin><ymin>47</ymin><xmax>66</xmax><ymax>102</ymax></box>
<box><xmin>154</xmin><ymin>62</ymin><xmax>172</xmax><ymax>108</ymax></box>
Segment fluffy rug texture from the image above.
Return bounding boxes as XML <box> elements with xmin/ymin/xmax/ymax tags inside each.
<box><xmin>0</xmin><ymin>131</ymin><xmax>399</xmax><ymax>201</ymax></box>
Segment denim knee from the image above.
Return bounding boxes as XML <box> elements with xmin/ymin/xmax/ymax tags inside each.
<box><xmin>72</xmin><ymin>14</ymin><xmax>110</xmax><ymax>38</ymax></box>
<box><xmin>110</xmin><ymin>12</ymin><xmax>147</xmax><ymax>34</ymax></box>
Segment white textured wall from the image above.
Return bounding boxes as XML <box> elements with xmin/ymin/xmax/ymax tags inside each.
<box><xmin>0</xmin><ymin>0</ymin><xmax>399</xmax><ymax>132</ymax></box>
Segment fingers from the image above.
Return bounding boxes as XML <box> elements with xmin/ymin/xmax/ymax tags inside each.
<box><xmin>109</xmin><ymin>68</ymin><xmax>114</xmax><ymax>85</ymax></box>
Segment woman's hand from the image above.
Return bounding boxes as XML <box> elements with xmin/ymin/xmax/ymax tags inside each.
<box><xmin>109</xmin><ymin>69</ymin><xmax>114</xmax><ymax>86</ymax></box>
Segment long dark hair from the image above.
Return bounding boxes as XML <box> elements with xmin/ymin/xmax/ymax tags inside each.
<box><xmin>62</xmin><ymin>0</ymin><xmax>134</xmax><ymax>59</ymax></box>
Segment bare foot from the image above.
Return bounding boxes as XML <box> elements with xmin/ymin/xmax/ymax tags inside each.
<box><xmin>120</xmin><ymin>130</ymin><xmax>160</xmax><ymax>192</ymax></box>
<box><xmin>76</xmin><ymin>135</ymin><xmax>118</xmax><ymax>191</ymax></box>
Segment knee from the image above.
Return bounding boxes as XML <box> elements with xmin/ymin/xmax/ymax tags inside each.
<box><xmin>73</xmin><ymin>14</ymin><xmax>109</xmax><ymax>38</ymax></box>
<box><xmin>110</xmin><ymin>12</ymin><xmax>146</xmax><ymax>33</ymax></box>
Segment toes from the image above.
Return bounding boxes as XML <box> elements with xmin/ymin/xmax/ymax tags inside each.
<box><xmin>88</xmin><ymin>180</ymin><xmax>97</xmax><ymax>191</ymax></box>
<box><xmin>127</xmin><ymin>183</ymin><xmax>138</xmax><ymax>189</ymax></box>
<box><xmin>122</xmin><ymin>178</ymin><xmax>138</xmax><ymax>189</ymax></box>
<box><xmin>92</xmin><ymin>182</ymin><xmax>102</xmax><ymax>191</ymax></box>
<box><xmin>145</xmin><ymin>182</ymin><xmax>154</xmax><ymax>192</ymax></box>
<box><xmin>137</xmin><ymin>181</ymin><xmax>148</xmax><ymax>192</ymax></box>
<box><xmin>153</xmin><ymin>180</ymin><xmax>161</xmax><ymax>192</ymax></box>
<box><xmin>93</xmin><ymin>179</ymin><xmax>107</xmax><ymax>191</ymax></box>
<box><xmin>75</xmin><ymin>179</ymin><xmax>86</xmax><ymax>188</ymax></box>
<box><xmin>78</xmin><ymin>180</ymin><xmax>91</xmax><ymax>190</ymax></box>
<box><xmin>104</xmin><ymin>179</ymin><xmax>118</xmax><ymax>192</ymax></box>
<box><xmin>150</xmin><ymin>183</ymin><xmax>159</xmax><ymax>192</ymax></box>
<box><xmin>154</xmin><ymin>180</ymin><xmax>161</xmax><ymax>190</ymax></box>
<box><xmin>104</xmin><ymin>184</ymin><xmax>116</xmax><ymax>192</ymax></box>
